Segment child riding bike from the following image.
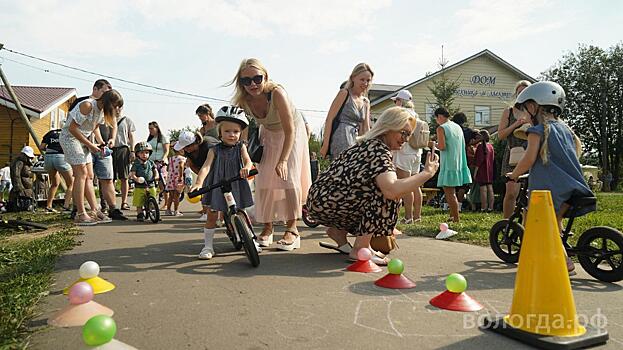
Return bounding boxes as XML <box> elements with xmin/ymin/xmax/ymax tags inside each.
<box><xmin>507</xmin><ymin>81</ymin><xmax>594</xmax><ymax>274</ymax></box>
<box><xmin>130</xmin><ymin>142</ymin><xmax>159</xmax><ymax>222</ymax></box>
<box><xmin>189</xmin><ymin>106</ymin><xmax>255</xmax><ymax>260</ymax></box>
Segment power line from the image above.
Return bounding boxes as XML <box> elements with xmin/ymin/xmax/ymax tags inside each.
<box><xmin>0</xmin><ymin>55</ymin><xmax>208</xmax><ymax>103</ymax></box>
<box><xmin>1</xmin><ymin>46</ymin><xmax>229</xmax><ymax>102</ymax></box>
<box><xmin>0</xmin><ymin>46</ymin><xmax>330</xmax><ymax>114</ymax></box>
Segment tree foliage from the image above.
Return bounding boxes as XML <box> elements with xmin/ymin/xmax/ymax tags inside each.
<box><xmin>426</xmin><ymin>70</ymin><xmax>461</xmax><ymax>133</ymax></box>
<box><xmin>543</xmin><ymin>43</ymin><xmax>623</xmax><ymax>191</ymax></box>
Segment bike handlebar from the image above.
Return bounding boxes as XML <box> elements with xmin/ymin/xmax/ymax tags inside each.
<box><xmin>188</xmin><ymin>169</ymin><xmax>258</xmax><ymax>198</ymax></box>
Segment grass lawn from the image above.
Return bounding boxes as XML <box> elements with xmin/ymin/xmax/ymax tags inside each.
<box><xmin>397</xmin><ymin>192</ymin><xmax>623</xmax><ymax>248</ymax></box>
<box><xmin>0</xmin><ymin>211</ymin><xmax>80</xmax><ymax>349</ymax></box>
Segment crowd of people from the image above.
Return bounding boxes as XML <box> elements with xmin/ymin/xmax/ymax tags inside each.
<box><xmin>4</xmin><ymin>60</ymin><xmax>595</xmax><ymax>273</ymax></box>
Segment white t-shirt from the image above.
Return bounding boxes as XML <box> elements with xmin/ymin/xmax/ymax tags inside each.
<box><xmin>0</xmin><ymin>166</ymin><xmax>10</xmax><ymax>181</ymax></box>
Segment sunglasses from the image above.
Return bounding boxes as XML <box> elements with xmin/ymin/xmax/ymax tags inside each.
<box><xmin>400</xmin><ymin>130</ymin><xmax>412</xmax><ymax>141</ymax></box>
<box><xmin>240</xmin><ymin>75</ymin><xmax>264</xmax><ymax>86</ymax></box>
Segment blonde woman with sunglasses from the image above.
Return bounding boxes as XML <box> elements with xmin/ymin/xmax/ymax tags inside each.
<box><xmin>229</xmin><ymin>58</ymin><xmax>311</xmax><ymax>251</ymax></box>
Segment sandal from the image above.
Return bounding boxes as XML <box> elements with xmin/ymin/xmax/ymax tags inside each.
<box><xmin>121</xmin><ymin>203</ymin><xmax>130</xmax><ymax>210</ymax></box>
<box><xmin>91</xmin><ymin>210</ymin><xmax>112</xmax><ymax>224</ymax></box>
<box><xmin>276</xmin><ymin>230</ymin><xmax>300</xmax><ymax>251</ymax></box>
<box><xmin>74</xmin><ymin>212</ymin><xmax>97</xmax><ymax>226</ymax></box>
<box><xmin>257</xmin><ymin>226</ymin><xmax>274</xmax><ymax>247</ymax></box>
<box><xmin>319</xmin><ymin>241</ymin><xmax>352</xmax><ymax>254</ymax></box>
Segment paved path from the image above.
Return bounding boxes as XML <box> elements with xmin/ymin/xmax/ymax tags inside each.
<box><xmin>30</xmin><ymin>203</ymin><xmax>623</xmax><ymax>349</ymax></box>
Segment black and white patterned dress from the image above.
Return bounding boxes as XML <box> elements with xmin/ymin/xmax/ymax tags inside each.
<box><xmin>306</xmin><ymin>138</ymin><xmax>398</xmax><ymax>236</ymax></box>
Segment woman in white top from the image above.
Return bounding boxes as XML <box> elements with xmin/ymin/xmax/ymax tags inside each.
<box><xmin>147</xmin><ymin>121</ymin><xmax>170</xmax><ymax>206</ymax></box>
<box><xmin>60</xmin><ymin>89</ymin><xmax>123</xmax><ymax>225</ymax></box>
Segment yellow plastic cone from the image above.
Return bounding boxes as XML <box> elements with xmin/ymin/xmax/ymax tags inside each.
<box><xmin>63</xmin><ymin>277</ymin><xmax>116</xmax><ymax>295</ymax></box>
<box><xmin>506</xmin><ymin>190</ymin><xmax>583</xmax><ymax>336</ymax></box>
<box><xmin>483</xmin><ymin>191</ymin><xmax>608</xmax><ymax>348</ymax></box>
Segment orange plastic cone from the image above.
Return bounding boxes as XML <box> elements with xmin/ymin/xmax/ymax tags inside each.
<box><xmin>48</xmin><ymin>301</ymin><xmax>114</xmax><ymax>327</ymax></box>
<box><xmin>482</xmin><ymin>191</ymin><xmax>608</xmax><ymax>348</ymax></box>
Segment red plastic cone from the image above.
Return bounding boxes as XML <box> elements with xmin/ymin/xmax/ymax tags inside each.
<box><xmin>375</xmin><ymin>273</ymin><xmax>416</xmax><ymax>289</ymax></box>
<box><xmin>347</xmin><ymin>259</ymin><xmax>382</xmax><ymax>273</ymax></box>
<box><xmin>429</xmin><ymin>290</ymin><xmax>483</xmax><ymax>312</ymax></box>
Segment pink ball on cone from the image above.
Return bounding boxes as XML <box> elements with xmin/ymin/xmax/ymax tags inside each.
<box><xmin>439</xmin><ymin>223</ymin><xmax>449</xmax><ymax>231</ymax></box>
<box><xmin>68</xmin><ymin>282</ymin><xmax>94</xmax><ymax>305</ymax></box>
<box><xmin>357</xmin><ymin>248</ymin><xmax>373</xmax><ymax>261</ymax></box>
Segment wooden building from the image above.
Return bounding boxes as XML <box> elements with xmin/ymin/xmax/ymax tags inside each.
<box><xmin>370</xmin><ymin>49</ymin><xmax>536</xmax><ymax>129</ymax></box>
<box><xmin>0</xmin><ymin>86</ymin><xmax>76</xmax><ymax>164</ymax></box>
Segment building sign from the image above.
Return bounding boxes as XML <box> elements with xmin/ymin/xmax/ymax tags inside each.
<box><xmin>456</xmin><ymin>88</ymin><xmax>513</xmax><ymax>100</ymax></box>
<box><xmin>470</xmin><ymin>75</ymin><xmax>496</xmax><ymax>85</ymax></box>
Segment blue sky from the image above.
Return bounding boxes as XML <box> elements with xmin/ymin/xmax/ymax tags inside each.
<box><xmin>1</xmin><ymin>0</ymin><xmax>622</xmax><ymax>142</ymax></box>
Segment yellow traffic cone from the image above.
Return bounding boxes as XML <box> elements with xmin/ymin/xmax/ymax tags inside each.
<box><xmin>483</xmin><ymin>191</ymin><xmax>608</xmax><ymax>349</ymax></box>
<box><xmin>63</xmin><ymin>277</ymin><xmax>116</xmax><ymax>295</ymax></box>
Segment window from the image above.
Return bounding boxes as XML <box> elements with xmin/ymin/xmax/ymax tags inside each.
<box><xmin>425</xmin><ymin>104</ymin><xmax>436</xmax><ymax>122</ymax></box>
<box><xmin>58</xmin><ymin>109</ymin><xmax>66</xmax><ymax>128</ymax></box>
<box><xmin>50</xmin><ymin>109</ymin><xmax>58</xmax><ymax>129</ymax></box>
<box><xmin>474</xmin><ymin>106</ymin><xmax>491</xmax><ymax>126</ymax></box>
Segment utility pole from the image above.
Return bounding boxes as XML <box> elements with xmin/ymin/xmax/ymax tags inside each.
<box><xmin>0</xmin><ymin>42</ymin><xmax>43</xmax><ymax>152</ymax></box>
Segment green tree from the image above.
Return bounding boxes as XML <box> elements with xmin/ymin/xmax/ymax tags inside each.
<box><xmin>543</xmin><ymin>43</ymin><xmax>623</xmax><ymax>191</ymax></box>
<box><xmin>426</xmin><ymin>69</ymin><xmax>461</xmax><ymax>133</ymax></box>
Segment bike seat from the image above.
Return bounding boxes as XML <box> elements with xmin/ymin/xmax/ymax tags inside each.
<box><xmin>563</xmin><ymin>195</ymin><xmax>596</xmax><ymax>218</ymax></box>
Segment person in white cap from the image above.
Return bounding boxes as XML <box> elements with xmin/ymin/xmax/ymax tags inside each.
<box><xmin>174</xmin><ymin>130</ymin><xmax>218</xmax><ymax>221</ymax></box>
<box><xmin>390</xmin><ymin>89</ymin><xmax>413</xmax><ymax>103</ymax></box>
<box><xmin>391</xmin><ymin>90</ymin><xmax>425</xmax><ymax>224</ymax></box>
<box><xmin>8</xmin><ymin>146</ymin><xmax>36</xmax><ymax>211</ymax></box>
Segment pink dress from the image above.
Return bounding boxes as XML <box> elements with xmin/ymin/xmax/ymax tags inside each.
<box><xmin>249</xmin><ymin>88</ymin><xmax>311</xmax><ymax>223</ymax></box>
<box><xmin>166</xmin><ymin>155</ymin><xmax>186</xmax><ymax>191</ymax></box>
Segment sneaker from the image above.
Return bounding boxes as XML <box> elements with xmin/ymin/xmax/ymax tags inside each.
<box><xmin>164</xmin><ymin>209</ymin><xmax>173</xmax><ymax>216</ymax></box>
<box><xmin>197</xmin><ymin>213</ymin><xmax>207</xmax><ymax>222</ymax></box>
<box><xmin>137</xmin><ymin>212</ymin><xmax>145</xmax><ymax>222</ymax></box>
<box><xmin>174</xmin><ymin>211</ymin><xmax>183</xmax><ymax>217</ymax></box>
<box><xmin>45</xmin><ymin>207</ymin><xmax>58</xmax><ymax>213</ymax></box>
<box><xmin>109</xmin><ymin>208</ymin><xmax>128</xmax><ymax>221</ymax></box>
<box><xmin>198</xmin><ymin>246</ymin><xmax>214</xmax><ymax>260</ymax></box>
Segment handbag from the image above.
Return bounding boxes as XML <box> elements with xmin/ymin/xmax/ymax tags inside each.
<box><xmin>370</xmin><ymin>234</ymin><xmax>399</xmax><ymax>254</ymax></box>
<box><xmin>327</xmin><ymin>91</ymin><xmax>350</xmax><ymax>157</ymax></box>
<box><xmin>508</xmin><ymin>146</ymin><xmax>526</xmax><ymax>166</ymax></box>
<box><xmin>247</xmin><ymin>126</ymin><xmax>263</xmax><ymax>163</ymax></box>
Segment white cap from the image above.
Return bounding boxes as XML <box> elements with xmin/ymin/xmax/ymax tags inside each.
<box><xmin>21</xmin><ymin>146</ymin><xmax>35</xmax><ymax>158</ymax></box>
<box><xmin>390</xmin><ymin>89</ymin><xmax>413</xmax><ymax>102</ymax></box>
<box><xmin>173</xmin><ymin>131</ymin><xmax>197</xmax><ymax>151</ymax></box>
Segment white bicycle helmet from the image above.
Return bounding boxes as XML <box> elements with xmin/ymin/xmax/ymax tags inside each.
<box><xmin>215</xmin><ymin>106</ymin><xmax>249</xmax><ymax>130</ymax></box>
<box><xmin>516</xmin><ymin>81</ymin><xmax>566</xmax><ymax>116</ymax></box>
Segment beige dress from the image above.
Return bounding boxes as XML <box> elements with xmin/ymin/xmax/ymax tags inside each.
<box><xmin>248</xmin><ymin>88</ymin><xmax>311</xmax><ymax>222</ymax></box>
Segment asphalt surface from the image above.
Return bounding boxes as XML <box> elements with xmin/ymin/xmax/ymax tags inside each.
<box><xmin>29</xmin><ymin>202</ymin><xmax>623</xmax><ymax>349</ymax></box>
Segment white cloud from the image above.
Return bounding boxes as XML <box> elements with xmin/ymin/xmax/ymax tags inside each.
<box><xmin>454</xmin><ymin>0</ymin><xmax>565</xmax><ymax>48</ymax></box>
<box><xmin>316</xmin><ymin>40</ymin><xmax>351</xmax><ymax>55</ymax></box>
<box><xmin>0</xmin><ymin>1</ymin><xmax>155</xmax><ymax>58</ymax></box>
<box><xmin>132</xmin><ymin>0</ymin><xmax>391</xmax><ymax>37</ymax></box>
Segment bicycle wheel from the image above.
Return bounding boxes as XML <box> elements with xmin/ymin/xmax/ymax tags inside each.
<box><xmin>147</xmin><ymin>196</ymin><xmax>160</xmax><ymax>223</ymax></box>
<box><xmin>576</xmin><ymin>227</ymin><xmax>623</xmax><ymax>282</ymax></box>
<box><xmin>301</xmin><ymin>205</ymin><xmax>320</xmax><ymax>228</ymax></box>
<box><xmin>489</xmin><ymin>219</ymin><xmax>524</xmax><ymax>263</ymax></box>
<box><xmin>233</xmin><ymin>212</ymin><xmax>259</xmax><ymax>267</ymax></box>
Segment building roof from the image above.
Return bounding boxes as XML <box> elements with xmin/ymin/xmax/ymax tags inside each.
<box><xmin>0</xmin><ymin>85</ymin><xmax>77</xmax><ymax>119</ymax></box>
<box><xmin>370</xmin><ymin>83</ymin><xmax>403</xmax><ymax>92</ymax></box>
<box><xmin>370</xmin><ymin>49</ymin><xmax>536</xmax><ymax>106</ymax></box>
